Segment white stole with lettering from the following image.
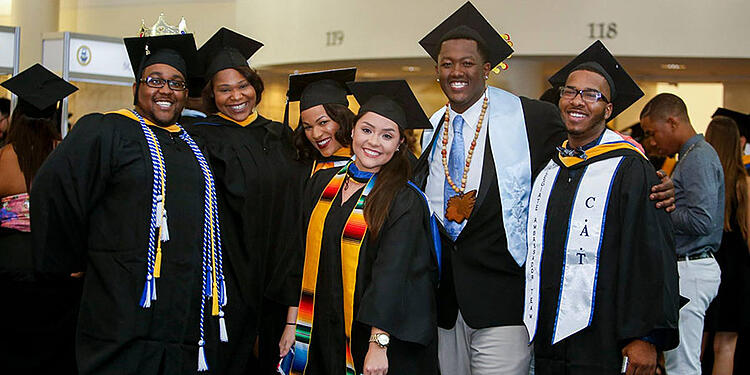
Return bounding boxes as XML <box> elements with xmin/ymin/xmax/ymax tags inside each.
<box><xmin>524</xmin><ymin>155</ymin><xmax>624</xmax><ymax>344</ymax></box>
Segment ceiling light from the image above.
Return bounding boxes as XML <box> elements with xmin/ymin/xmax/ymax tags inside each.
<box><xmin>660</xmin><ymin>63</ymin><xmax>686</xmax><ymax>70</ymax></box>
<box><xmin>401</xmin><ymin>66</ymin><xmax>422</xmax><ymax>72</ymax></box>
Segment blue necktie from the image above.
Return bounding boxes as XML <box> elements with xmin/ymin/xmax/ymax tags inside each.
<box><xmin>444</xmin><ymin>115</ymin><xmax>466</xmax><ymax>240</ymax></box>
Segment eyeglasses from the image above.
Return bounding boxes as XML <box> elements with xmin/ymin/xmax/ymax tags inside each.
<box><xmin>139</xmin><ymin>76</ymin><xmax>187</xmax><ymax>91</ymax></box>
<box><xmin>559</xmin><ymin>86</ymin><xmax>609</xmax><ymax>104</ymax></box>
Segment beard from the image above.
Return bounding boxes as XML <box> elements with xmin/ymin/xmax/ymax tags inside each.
<box><xmin>565</xmin><ymin>108</ymin><xmax>608</xmax><ymax>137</ymax></box>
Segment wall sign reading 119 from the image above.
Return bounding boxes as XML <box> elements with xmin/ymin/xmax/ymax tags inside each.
<box><xmin>588</xmin><ymin>23</ymin><xmax>617</xmax><ymax>39</ymax></box>
<box><xmin>326</xmin><ymin>31</ymin><xmax>344</xmax><ymax>46</ymax></box>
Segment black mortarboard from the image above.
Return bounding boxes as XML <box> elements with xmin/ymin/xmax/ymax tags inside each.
<box><xmin>419</xmin><ymin>1</ymin><xmax>513</xmax><ymax>69</ymax></box>
<box><xmin>199</xmin><ymin>27</ymin><xmax>263</xmax><ymax>80</ymax></box>
<box><xmin>124</xmin><ymin>33</ymin><xmax>199</xmax><ymax>80</ymax></box>
<box><xmin>124</xmin><ymin>33</ymin><xmax>198</xmax><ymax>105</ymax></box>
<box><xmin>1</xmin><ymin>63</ymin><xmax>78</xmax><ymax>118</ymax></box>
<box><xmin>188</xmin><ymin>75</ymin><xmax>206</xmax><ymax>98</ymax></box>
<box><xmin>548</xmin><ymin>40</ymin><xmax>644</xmax><ymax>122</ymax></box>
<box><xmin>283</xmin><ymin>68</ymin><xmax>356</xmax><ymax>126</ymax></box>
<box><xmin>288</xmin><ymin>68</ymin><xmax>356</xmax><ymax>111</ymax></box>
<box><xmin>713</xmin><ymin>107</ymin><xmax>750</xmax><ymax>138</ymax></box>
<box><xmin>346</xmin><ymin>80</ymin><xmax>431</xmax><ymax>130</ymax></box>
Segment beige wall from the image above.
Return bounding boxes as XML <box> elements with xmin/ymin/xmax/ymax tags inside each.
<box><xmin>237</xmin><ymin>0</ymin><xmax>750</xmax><ymax>66</ymax></box>
<box><xmin>59</xmin><ymin>0</ymin><xmax>236</xmax><ymax>44</ymax></box>
<box><xmin>724</xmin><ymin>82</ymin><xmax>750</xmax><ymax>113</ymax></box>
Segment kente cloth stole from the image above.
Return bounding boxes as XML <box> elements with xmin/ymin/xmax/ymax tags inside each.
<box><xmin>310</xmin><ymin>147</ymin><xmax>353</xmax><ymax>177</ymax></box>
<box><xmin>524</xmin><ymin>155</ymin><xmax>624</xmax><ymax>345</ymax></box>
<box><xmin>292</xmin><ymin>162</ymin><xmax>376</xmax><ymax>375</ymax></box>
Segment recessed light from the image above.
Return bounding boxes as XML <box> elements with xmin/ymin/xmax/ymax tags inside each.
<box><xmin>660</xmin><ymin>63</ymin><xmax>686</xmax><ymax>70</ymax></box>
<box><xmin>401</xmin><ymin>66</ymin><xmax>422</xmax><ymax>72</ymax></box>
<box><xmin>361</xmin><ymin>72</ymin><xmax>378</xmax><ymax>78</ymax></box>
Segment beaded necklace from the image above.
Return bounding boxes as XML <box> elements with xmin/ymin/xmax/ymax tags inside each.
<box><xmin>130</xmin><ymin>109</ymin><xmax>227</xmax><ymax>371</ymax></box>
<box><xmin>440</xmin><ymin>95</ymin><xmax>488</xmax><ymax>223</ymax></box>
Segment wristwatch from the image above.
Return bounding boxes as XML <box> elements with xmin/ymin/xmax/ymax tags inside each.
<box><xmin>369</xmin><ymin>333</ymin><xmax>390</xmax><ymax>348</ymax></box>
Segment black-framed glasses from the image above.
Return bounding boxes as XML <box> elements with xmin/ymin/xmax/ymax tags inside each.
<box><xmin>139</xmin><ymin>76</ymin><xmax>187</xmax><ymax>91</ymax></box>
<box><xmin>559</xmin><ymin>86</ymin><xmax>609</xmax><ymax>103</ymax></box>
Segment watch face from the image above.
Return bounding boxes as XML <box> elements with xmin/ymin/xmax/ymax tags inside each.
<box><xmin>377</xmin><ymin>334</ymin><xmax>389</xmax><ymax>346</ymax></box>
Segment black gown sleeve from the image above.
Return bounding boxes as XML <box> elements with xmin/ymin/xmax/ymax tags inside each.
<box><xmin>269</xmin><ymin>168</ymin><xmax>337</xmax><ymax>307</ymax></box>
<box><xmin>614</xmin><ymin>156</ymin><xmax>680</xmax><ymax>351</ymax></box>
<box><xmin>356</xmin><ymin>186</ymin><xmax>438</xmax><ymax>346</ymax></box>
<box><xmin>30</xmin><ymin>114</ymin><xmax>115</xmax><ymax>275</ymax></box>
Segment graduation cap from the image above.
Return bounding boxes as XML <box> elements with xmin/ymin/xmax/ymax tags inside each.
<box><xmin>419</xmin><ymin>1</ymin><xmax>513</xmax><ymax>69</ymax></box>
<box><xmin>283</xmin><ymin>68</ymin><xmax>356</xmax><ymax>126</ymax></box>
<box><xmin>124</xmin><ymin>33</ymin><xmax>198</xmax><ymax>105</ymax></box>
<box><xmin>713</xmin><ymin>107</ymin><xmax>750</xmax><ymax>139</ymax></box>
<box><xmin>125</xmin><ymin>33</ymin><xmax>199</xmax><ymax>80</ymax></box>
<box><xmin>346</xmin><ymin>80</ymin><xmax>431</xmax><ymax>130</ymax></box>
<box><xmin>1</xmin><ymin>63</ymin><xmax>78</xmax><ymax>118</ymax></box>
<box><xmin>548</xmin><ymin>40</ymin><xmax>644</xmax><ymax>122</ymax></box>
<box><xmin>199</xmin><ymin>27</ymin><xmax>263</xmax><ymax>80</ymax></box>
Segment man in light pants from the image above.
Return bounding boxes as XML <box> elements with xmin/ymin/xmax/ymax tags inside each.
<box><xmin>641</xmin><ymin>93</ymin><xmax>724</xmax><ymax>375</ymax></box>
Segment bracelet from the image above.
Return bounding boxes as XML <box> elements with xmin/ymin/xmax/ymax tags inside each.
<box><xmin>286</xmin><ymin>322</ymin><xmax>296</xmax><ymax>325</ymax></box>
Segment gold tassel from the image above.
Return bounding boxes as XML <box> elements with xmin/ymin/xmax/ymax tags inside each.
<box><xmin>154</xmin><ymin>232</ymin><xmax>163</xmax><ymax>278</ymax></box>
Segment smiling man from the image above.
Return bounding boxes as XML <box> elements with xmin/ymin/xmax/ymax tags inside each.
<box><xmin>413</xmin><ymin>3</ymin><xmax>677</xmax><ymax>375</ymax></box>
<box><xmin>31</xmin><ymin>32</ymin><xmax>232</xmax><ymax>374</ymax></box>
<box><xmin>524</xmin><ymin>40</ymin><xmax>680</xmax><ymax>375</ymax></box>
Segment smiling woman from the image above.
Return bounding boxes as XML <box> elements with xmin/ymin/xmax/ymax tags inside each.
<box><xmin>184</xmin><ymin>27</ymin><xmax>303</xmax><ymax>374</ymax></box>
<box><xmin>278</xmin><ymin>79</ymin><xmax>440</xmax><ymax>375</ymax></box>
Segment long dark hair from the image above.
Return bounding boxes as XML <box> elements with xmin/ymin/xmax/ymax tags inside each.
<box><xmin>201</xmin><ymin>66</ymin><xmax>265</xmax><ymax>114</ymax></box>
<box><xmin>3</xmin><ymin>110</ymin><xmax>60</xmax><ymax>191</ymax></box>
<box><xmin>706</xmin><ymin>116</ymin><xmax>749</xmax><ymax>242</ymax></box>
<box><xmin>353</xmin><ymin>112</ymin><xmax>412</xmax><ymax>239</ymax></box>
<box><xmin>293</xmin><ymin>103</ymin><xmax>354</xmax><ymax>161</ymax></box>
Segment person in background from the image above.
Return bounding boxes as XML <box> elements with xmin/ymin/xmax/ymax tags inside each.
<box><xmin>641</xmin><ymin>93</ymin><xmax>725</xmax><ymax>375</ymax></box>
<box><xmin>0</xmin><ymin>63</ymin><xmax>79</xmax><ymax>374</ymax></box>
<box><xmin>703</xmin><ymin>115</ymin><xmax>750</xmax><ymax>375</ymax></box>
<box><xmin>713</xmin><ymin>108</ymin><xmax>750</xmax><ymax>171</ymax></box>
<box><xmin>186</xmin><ymin>27</ymin><xmax>300</xmax><ymax>374</ymax></box>
<box><xmin>279</xmin><ymin>80</ymin><xmax>440</xmax><ymax>375</ymax></box>
<box><xmin>0</xmin><ymin>97</ymin><xmax>10</xmax><ymax>145</ymax></box>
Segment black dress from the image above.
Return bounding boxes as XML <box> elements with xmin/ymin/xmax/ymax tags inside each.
<box><xmin>705</xmin><ymin>213</ymin><xmax>750</xmax><ymax>333</ymax></box>
<box><xmin>31</xmin><ymin>111</ymin><xmax>230</xmax><ymax>374</ymax></box>
<box><xmin>289</xmin><ymin>168</ymin><xmax>439</xmax><ymax>375</ymax></box>
<box><xmin>186</xmin><ymin>113</ymin><xmax>304</xmax><ymax>374</ymax></box>
<box><xmin>1</xmin><ymin>226</ymin><xmax>81</xmax><ymax>374</ymax></box>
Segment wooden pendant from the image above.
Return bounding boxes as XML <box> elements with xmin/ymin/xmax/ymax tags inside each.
<box><xmin>445</xmin><ymin>190</ymin><xmax>477</xmax><ymax>224</ymax></box>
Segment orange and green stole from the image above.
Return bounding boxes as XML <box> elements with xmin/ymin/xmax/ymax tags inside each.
<box><xmin>310</xmin><ymin>147</ymin><xmax>352</xmax><ymax>177</ymax></box>
<box><xmin>292</xmin><ymin>162</ymin><xmax>376</xmax><ymax>375</ymax></box>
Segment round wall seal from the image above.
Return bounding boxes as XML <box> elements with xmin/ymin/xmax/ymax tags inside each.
<box><xmin>77</xmin><ymin>45</ymin><xmax>91</xmax><ymax>66</ymax></box>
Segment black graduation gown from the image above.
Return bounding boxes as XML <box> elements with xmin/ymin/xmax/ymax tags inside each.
<box><xmin>0</xmin><ymin>226</ymin><xmax>81</xmax><ymax>374</ymax></box>
<box><xmin>186</xmin><ymin>114</ymin><xmax>303</xmax><ymax>374</ymax></box>
<box><xmin>533</xmin><ymin>150</ymin><xmax>680</xmax><ymax>375</ymax></box>
<box><xmin>294</xmin><ymin>168</ymin><xmax>439</xmax><ymax>375</ymax></box>
<box><xmin>31</xmin><ymin>112</ymin><xmax>229</xmax><ymax>374</ymax></box>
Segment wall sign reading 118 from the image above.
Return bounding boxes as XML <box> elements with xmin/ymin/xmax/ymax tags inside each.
<box><xmin>588</xmin><ymin>23</ymin><xmax>617</xmax><ymax>39</ymax></box>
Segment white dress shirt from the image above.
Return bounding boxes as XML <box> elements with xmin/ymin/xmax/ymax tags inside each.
<box><xmin>426</xmin><ymin>89</ymin><xmax>489</xmax><ymax>226</ymax></box>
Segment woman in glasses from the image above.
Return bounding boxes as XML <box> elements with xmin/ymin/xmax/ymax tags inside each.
<box><xmin>186</xmin><ymin>28</ymin><xmax>303</xmax><ymax>374</ymax></box>
<box><xmin>279</xmin><ymin>80</ymin><xmax>440</xmax><ymax>375</ymax></box>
